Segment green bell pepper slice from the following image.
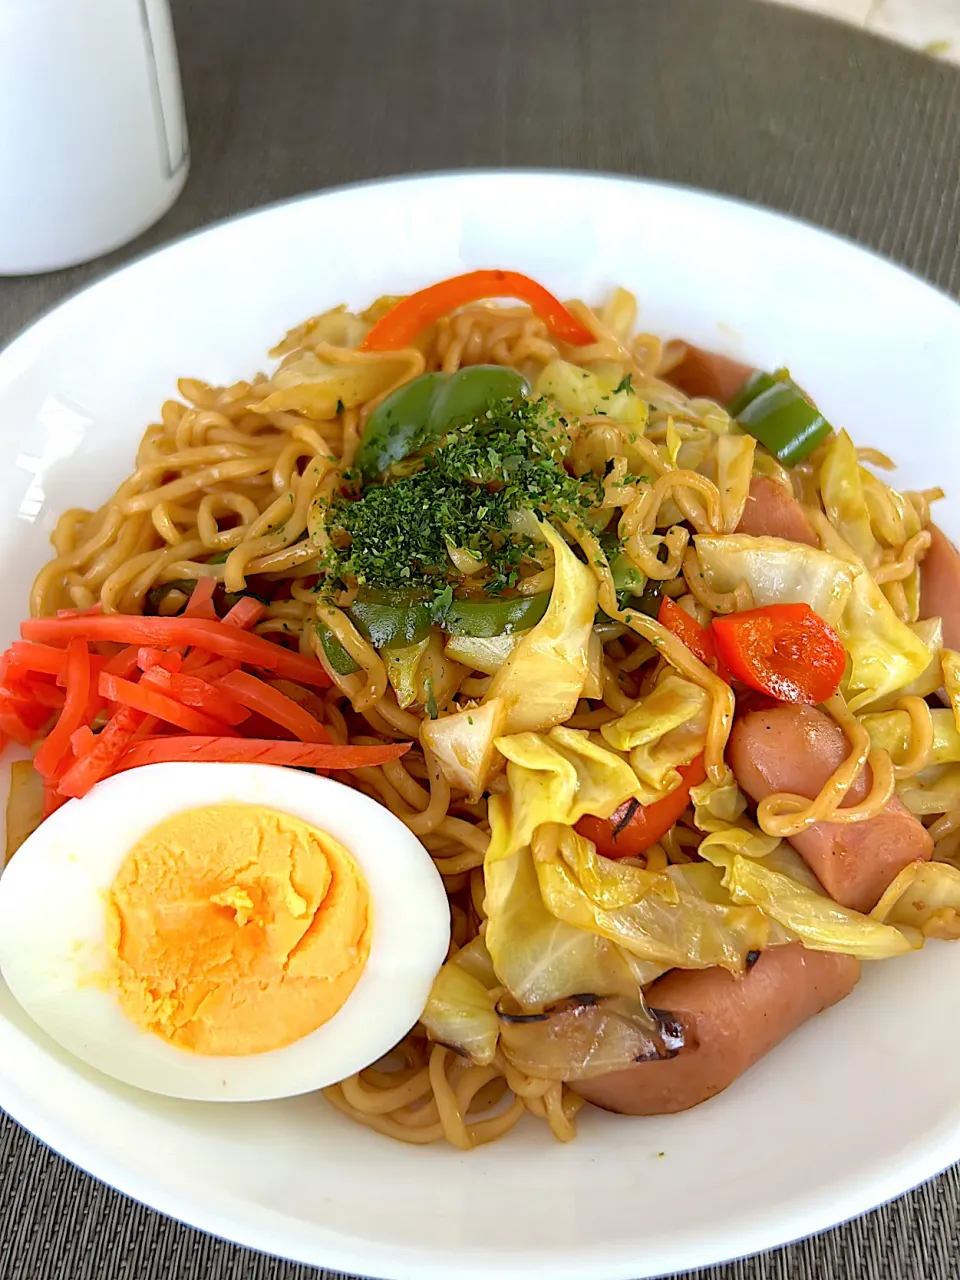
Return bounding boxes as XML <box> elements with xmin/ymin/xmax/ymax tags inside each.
<box><xmin>441</xmin><ymin>592</ymin><xmax>550</xmax><ymax>638</ymax></box>
<box><xmin>726</xmin><ymin>369</ymin><xmax>780</xmax><ymax>419</ymax></box>
<box><xmin>355</xmin><ymin>365</ymin><xmax>528</xmax><ymax>478</ymax></box>
<box><xmin>340</xmin><ymin>586</ymin><xmax>552</xmax><ymax>649</ymax></box>
<box><xmin>316</xmin><ymin>623</ymin><xmax>361</xmax><ymax>675</ymax></box>
<box><xmin>730</xmin><ymin>369</ymin><xmax>832</xmax><ymax>467</ymax></box>
<box><xmin>608</xmin><ymin>550</ymin><xmax>646</xmax><ymax>595</ymax></box>
<box><xmin>347</xmin><ymin>588</ymin><xmax>435</xmax><ymax>650</ymax></box>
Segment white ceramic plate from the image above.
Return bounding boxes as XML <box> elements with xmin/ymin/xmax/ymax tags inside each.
<box><xmin>1</xmin><ymin>172</ymin><xmax>959</xmax><ymax>1280</ymax></box>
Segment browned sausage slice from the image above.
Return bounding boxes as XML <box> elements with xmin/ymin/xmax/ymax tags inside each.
<box><xmin>665</xmin><ymin>345</ymin><xmax>755</xmax><ymax>405</ymax></box>
<box><xmin>920</xmin><ymin>524</ymin><xmax>960</xmax><ymax>652</ymax></box>
<box><xmin>572</xmin><ymin>944</ymin><xmax>859</xmax><ymax>1115</ymax></box>
<box><xmin>736</xmin><ymin>476</ymin><xmax>818</xmax><ymax>547</ymax></box>
<box><xmin>728</xmin><ymin>705</ymin><xmax>932</xmax><ymax>913</ymax></box>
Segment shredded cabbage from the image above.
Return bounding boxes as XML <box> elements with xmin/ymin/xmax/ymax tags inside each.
<box><xmin>488</xmin><ymin>727</ymin><xmax>641</xmax><ymax>861</ymax></box>
<box><xmin>535</xmin><ymin>359</ymin><xmax>647</xmax><ymax>430</ymax></box>
<box><xmin>695</xmin><ymin>534</ymin><xmax>856</xmax><ymax>626</ymax></box>
<box><xmin>696</xmin><ymin>531</ymin><xmax>931</xmax><ymax>710</ymax></box>
<box><xmin>600</xmin><ymin>673</ymin><xmax>709</xmax><ymax>803</ymax></box>
<box><xmin>861</xmin><ymin>706</ymin><xmax>960</xmax><ymax>768</ymax></box>
<box><xmin>383</xmin><ymin>638</ymin><xmax>430</xmax><ymax>709</ymax></box>
<box><xmin>819</xmin><ymin>430</ymin><xmax>881</xmax><ymax>567</ymax></box>
<box><xmin>873</xmin><ymin>861</ymin><xmax>960</xmax><ymax>939</ymax></box>
<box><xmin>484</xmin><ymin>837</ymin><xmax>659</xmax><ymax>1007</ymax></box>
<box><xmin>444</xmin><ymin>632</ymin><xmax>519</xmax><ymax>675</ymax></box>
<box><xmin>420</xmin><ymin>945</ymin><xmax>500</xmax><ymax>1065</ymax></box>
<box><xmin>252</xmin><ymin>349</ymin><xmax>409</xmax><ymax>420</ymax></box>
<box><xmin>942</xmin><ymin>649</ymin><xmax>960</xmax><ymax>735</ymax></box>
<box><xmin>484</xmin><ymin>519</ymin><xmax>597</xmax><ymax>734</ymax></box>
<box><xmin>715</xmin><ymin>433</ymin><xmax>757</xmax><ymax>533</ymax></box>
<box><xmin>534</xmin><ymin>823</ymin><xmax>772</xmax><ymax>973</ymax></box>
<box><xmin>420</xmin><ymin>697</ymin><xmax>508</xmax><ymax>803</ymax></box>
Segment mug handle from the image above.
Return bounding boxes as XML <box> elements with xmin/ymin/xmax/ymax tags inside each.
<box><xmin>139</xmin><ymin>0</ymin><xmax>189</xmax><ymax>179</ymax></box>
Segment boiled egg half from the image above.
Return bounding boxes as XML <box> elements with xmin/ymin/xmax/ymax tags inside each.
<box><xmin>0</xmin><ymin>762</ymin><xmax>449</xmax><ymax>1100</ymax></box>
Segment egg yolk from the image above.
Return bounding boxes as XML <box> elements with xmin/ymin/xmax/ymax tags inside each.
<box><xmin>105</xmin><ymin>804</ymin><xmax>372</xmax><ymax>1056</ymax></box>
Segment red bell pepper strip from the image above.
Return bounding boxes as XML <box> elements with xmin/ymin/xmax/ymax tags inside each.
<box><xmin>710</xmin><ymin>603</ymin><xmax>846</xmax><ymax>706</ymax></box>
<box><xmin>359</xmin><ymin>270</ymin><xmax>595</xmax><ymax>352</ymax></box>
<box><xmin>575</xmin><ymin>757</ymin><xmax>707</xmax><ymax>859</ymax></box>
<box><xmin>103</xmin><ymin>645</ymin><xmax>143</xmax><ymax>679</ymax></box>
<box><xmin>139</xmin><ymin>667</ymin><xmax>249</xmax><ymax>727</ymax></box>
<box><xmin>70</xmin><ymin>725</ymin><xmax>96</xmax><ymax>757</ymax></box>
<box><xmin>136</xmin><ymin>647</ymin><xmax>183</xmax><ymax>673</ymax></box>
<box><xmin>183</xmin><ymin>577</ymin><xmax>217</xmax><ymax>620</ymax></box>
<box><xmin>221</xmin><ymin>596</ymin><xmax>266</xmax><ymax>630</ymax></box>
<box><xmin>0</xmin><ymin>711</ymin><xmax>38</xmax><ymax>747</ymax></box>
<box><xmin>99</xmin><ymin>671</ymin><xmax>238</xmax><ymax>736</ymax></box>
<box><xmin>182</xmin><ymin>656</ymin><xmax>239</xmax><ymax>682</ymax></box>
<box><xmin>218</xmin><ymin>669</ymin><xmax>329</xmax><ymax>743</ymax></box>
<box><xmin>42</xmin><ymin>784</ymin><xmax>68</xmax><ymax>818</ymax></box>
<box><xmin>5</xmin><ymin>642</ymin><xmax>70</xmax><ymax>677</ymax></box>
<box><xmin>21</xmin><ymin>615</ymin><xmax>331</xmax><ymax>688</ymax></box>
<box><xmin>57</xmin><ymin>705</ymin><xmax>145</xmax><ymax>798</ymax></box>
<box><xmin>113</xmin><ymin>736</ymin><xmax>411</xmax><ymax>772</ymax></box>
<box><xmin>20</xmin><ymin>680</ymin><xmax>66</xmax><ymax>711</ymax></box>
<box><xmin>0</xmin><ymin>676</ymin><xmax>53</xmax><ymax>741</ymax></box>
<box><xmin>56</xmin><ymin>604</ymin><xmax>103</xmax><ymax>618</ymax></box>
<box><xmin>34</xmin><ymin>639</ymin><xmax>92</xmax><ymax>781</ymax></box>
<box><xmin>657</xmin><ymin>597</ymin><xmax>716</xmax><ymax>666</ymax></box>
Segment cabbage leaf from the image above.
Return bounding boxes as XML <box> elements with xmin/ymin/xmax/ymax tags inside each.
<box><xmin>695</xmin><ymin>534</ymin><xmax>856</xmax><ymax>626</ymax></box>
<box><xmin>488</xmin><ymin>727</ymin><xmax>641</xmax><ymax>861</ymax></box>
<box><xmin>819</xmin><ymin>430</ymin><xmax>881</xmax><ymax>567</ymax></box>
<box><xmin>444</xmin><ymin>632</ymin><xmax>520</xmax><ymax>675</ymax></box>
<box><xmin>814</xmin><ymin>518</ymin><xmax>932</xmax><ymax>710</ymax></box>
<box><xmin>896</xmin><ymin>764</ymin><xmax>960</xmax><ymax>816</ymax></box>
<box><xmin>484</xmin><ymin>836</ymin><xmax>659</xmax><ymax>1008</ymax></box>
<box><xmin>484</xmin><ymin>519</ymin><xmax>597</xmax><ymax>734</ymax></box>
<box><xmin>420</xmin><ymin>696</ymin><xmax>508</xmax><ymax>802</ymax></box>
<box><xmin>383</xmin><ymin>638</ymin><xmax>430</xmax><ymax>709</ymax></box>
<box><xmin>600</xmin><ymin>673</ymin><xmax>709</xmax><ymax>804</ymax></box>
<box><xmin>420</xmin><ymin>941</ymin><xmax>500</xmax><ymax>1065</ymax></box>
<box><xmin>942</xmin><ymin>649</ymin><xmax>960</xmax><ymax>736</ymax></box>
<box><xmin>252</xmin><ymin>349</ymin><xmax>411</xmax><ymax>420</ymax></box>
<box><xmin>872</xmin><ymin>861</ymin><xmax>960</xmax><ymax>940</ymax></box>
<box><xmin>715</xmin><ymin>433</ymin><xmax>757</xmax><ymax>533</ymax></box>
<box><xmin>697</xmin><ymin>833</ymin><xmax>914</xmax><ymax>958</ymax></box>
<box><xmin>696</xmin><ymin>531</ymin><xmax>930</xmax><ymax>710</ymax></box>
<box><xmin>535</xmin><ymin>359</ymin><xmax>647</xmax><ymax>430</ymax></box>
<box><xmin>861</xmin><ymin>706</ymin><xmax>960</xmax><ymax>769</ymax></box>
<box><xmin>533</xmin><ymin>824</ymin><xmax>772</xmax><ymax>973</ymax></box>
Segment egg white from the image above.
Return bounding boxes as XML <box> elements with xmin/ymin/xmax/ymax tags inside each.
<box><xmin>0</xmin><ymin>762</ymin><xmax>450</xmax><ymax>1101</ymax></box>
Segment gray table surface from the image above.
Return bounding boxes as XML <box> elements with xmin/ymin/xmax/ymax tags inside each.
<box><xmin>2</xmin><ymin>1</ymin><xmax>960</xmax><ymax>1277</ymax></box>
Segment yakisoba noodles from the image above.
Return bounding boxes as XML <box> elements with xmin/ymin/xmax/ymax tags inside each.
<box><xmin>25</xmin><ymin>273</ymin><xmax>960</xmax><ymax>1148</ymax></box>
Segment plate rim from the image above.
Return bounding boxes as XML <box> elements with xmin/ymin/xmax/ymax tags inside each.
<box><xmin>2</xmin><ymin>168</ymin><xmax>960</xmax><ymax>1279</ymax></box>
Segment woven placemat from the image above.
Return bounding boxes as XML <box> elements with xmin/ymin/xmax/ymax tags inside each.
<box><xmin>2</xmin><ymin>1</ymin><xmax>960</xmax><ymax>1276</ymax></box>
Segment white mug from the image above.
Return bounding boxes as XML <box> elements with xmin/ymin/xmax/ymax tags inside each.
<box><xmin>0</xmin><ymin>0</ymin><xmax>189</xmax><ymax>275</ymax></box>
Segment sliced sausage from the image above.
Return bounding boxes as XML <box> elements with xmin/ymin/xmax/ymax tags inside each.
<box><xmin>728</xmin><ymin>705</ymin><xmax>932</xmax><ymax>913</ymax></box>
<box><xmin>665</xmin><ymin>344</ymin><xmax>754</xmax><ymax>405</ymax></box>
<box><xmin>572</xmin><ymin>944</ymin><xmax>859</xmax><ymax>1115</ymax></box>
<box><xmin>736</xmin><ymin>476</ymin><xmax>818</xmax><ymax>547</ymax></box>
<box><xmin>920</xmin><ymin>524</ymin><xmax>960</xmax><ymax>652</ymax></box>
